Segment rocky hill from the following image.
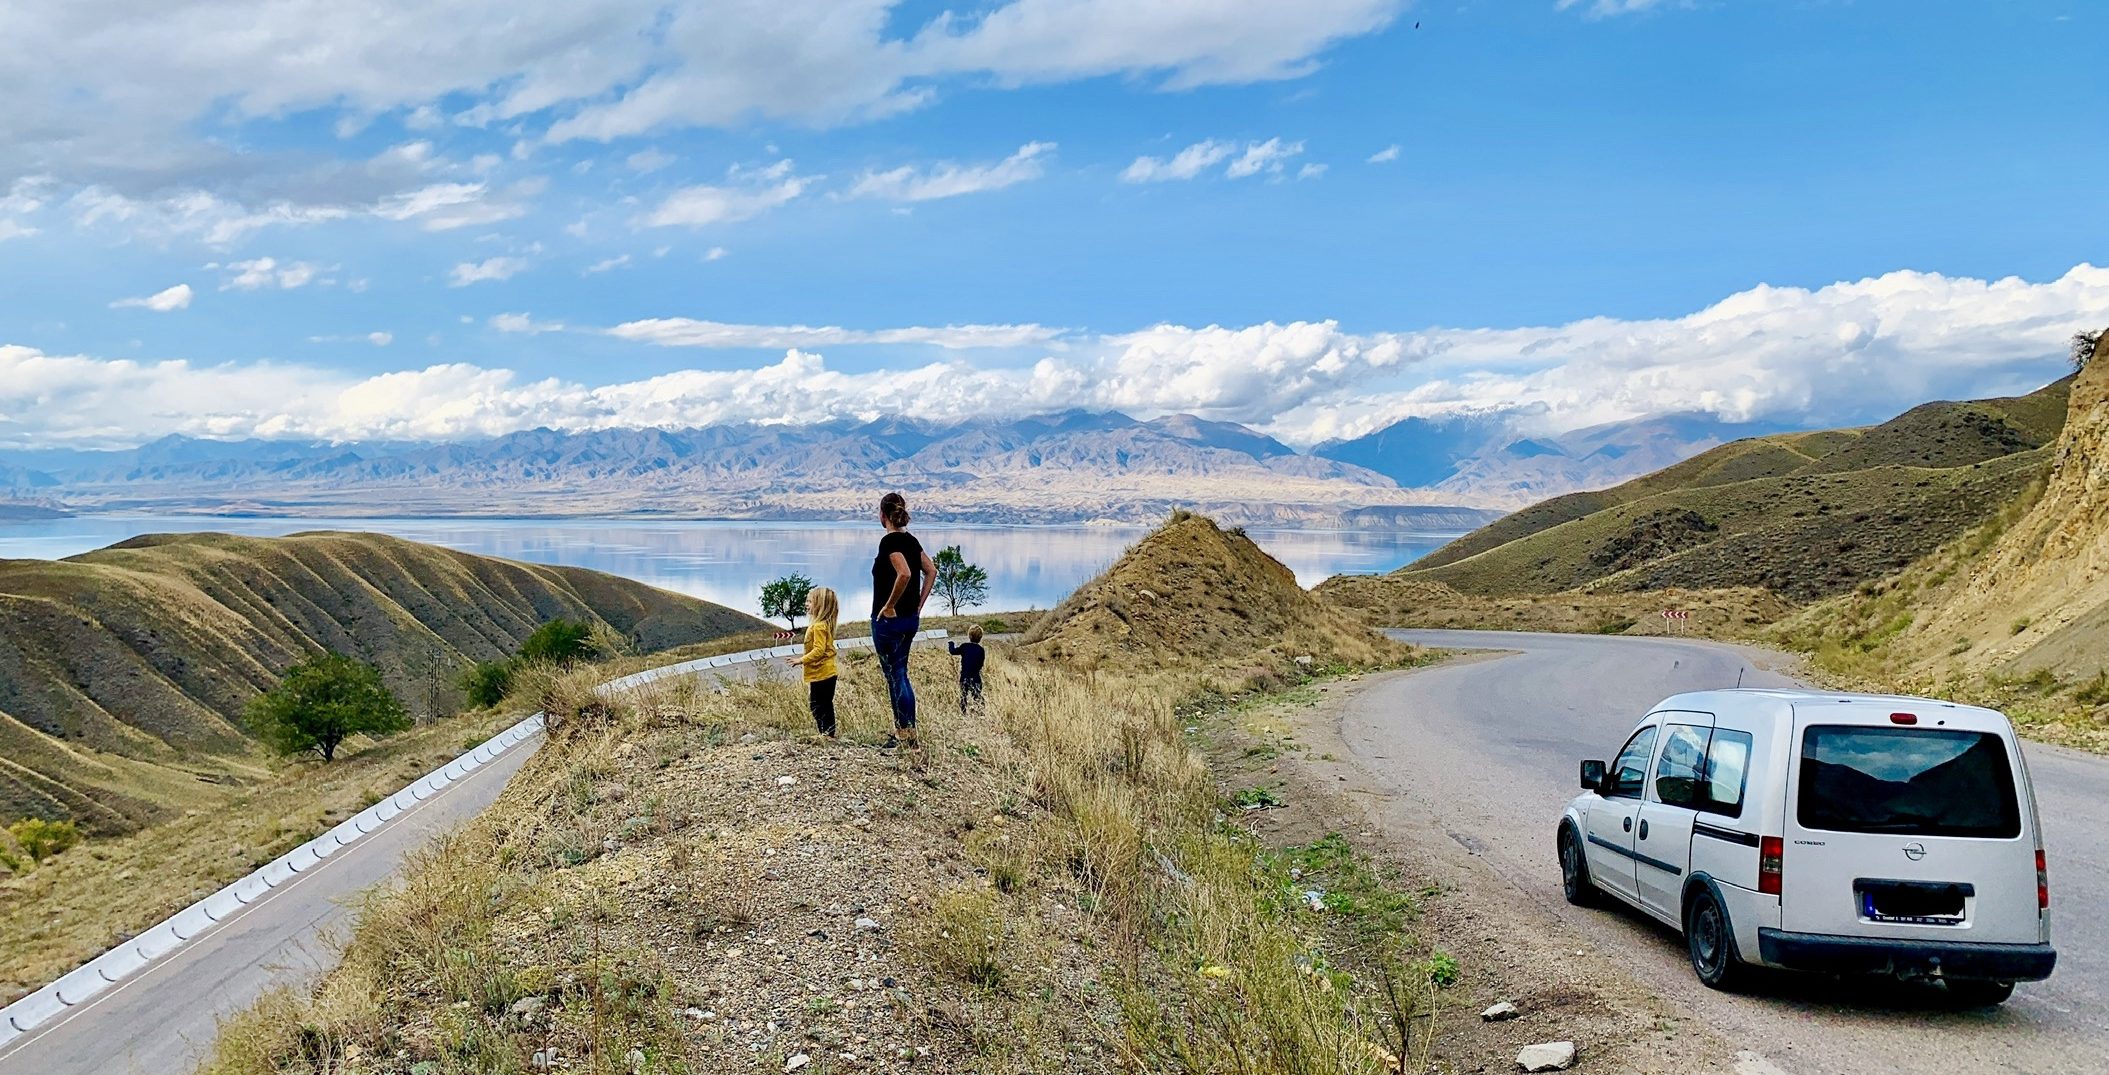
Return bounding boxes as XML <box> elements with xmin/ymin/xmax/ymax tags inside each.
<box><xmin>1019</xmin><ymin>511</ymin><xmax>1405</xmax><ymax>673</ymax></box>
<box><xmin>1395</xmin><ymin>378</ymin><xmax>2073</xmax><ymax>600</ymax></box>
<box><xmin>0</xmin><ymin>532</ymin><xmax>767</xmax><ymax>833</ymax></box>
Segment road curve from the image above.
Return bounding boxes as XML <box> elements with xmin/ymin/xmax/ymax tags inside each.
<box><xmin>1348</xmin><ymin>630</ymin><xmax>2107</xmax><ymax>1075</ymax></box>
<box><xmin>0</xmin><ymin>639</ymin><xmax>935</xmax><ymax>1075</ymax></box>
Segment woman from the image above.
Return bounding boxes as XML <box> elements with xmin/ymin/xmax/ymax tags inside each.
<box><xmin>872</xmin><ymin>491</ymin><xmax>937</xmax><ymax>749</ymax></box>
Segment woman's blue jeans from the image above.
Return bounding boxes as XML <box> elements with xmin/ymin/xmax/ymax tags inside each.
<box><xmin>871</xmin><ymin>614</ymin><xmax>920</xmax><ymax>730</ymax></box>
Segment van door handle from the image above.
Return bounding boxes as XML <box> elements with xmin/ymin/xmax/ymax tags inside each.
<box><xmin>1623</xmin><ymin>817</ymin><xmax>1632</xmax><ymax>832</ymax></box>
<box><xmin>1638</xmin><ymin>820</ymin><xmax>1651</xmax><ymax>840</ymax></box>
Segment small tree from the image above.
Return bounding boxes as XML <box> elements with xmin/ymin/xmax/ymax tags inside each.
<box><xmin>760</xmin><ymin>572</ymin><xmax>815</xmax><ymax>629</ymax></box>
<box><xmin>9</xmin><ymin>818</ymin><xmax>81</xmax><ymax>864</ymax></box>
<box><xmin>459</xmin><ymin>660</ymin><xmax>515</xmax><ymax>708</ymax></box>
<box><xmin>518</xmin><ymin>618</ymin><xmax>597</xmax><ymax>665</ymax></box>
<box><xmin>932</xmin><ymin>545</ymin><xmax>990</xmax><ymax>617</ymax></box>
<box><xmin>2072</xmin><ymin>329</ymin><xmax>2102</xmax><ymax>371</ymax></box>
<box><xmin>246</xmin><ymin>652</ymin><xmax>412</xmax><ymax>762</ymax></box>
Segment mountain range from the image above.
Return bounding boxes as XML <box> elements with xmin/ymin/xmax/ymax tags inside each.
<box><xmin>0</xmin><ymin>408</ymin><xmax>1777</xmax><ymax>527</ymax></box>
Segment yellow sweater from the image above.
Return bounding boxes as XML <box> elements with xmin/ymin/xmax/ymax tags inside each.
<box><xmin>798</xmin><ymin>620</ymin><xmax>839</xmax><ymax>682</ymax></box>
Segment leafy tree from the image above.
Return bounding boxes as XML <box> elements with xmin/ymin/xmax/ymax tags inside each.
<box><xmin>460</xmin><ymin>660</ymin><xmax>515</xmax><ymax>708</ymax></box>
<box><xmin>760</xmin><ymin>572</ymin><xmax>815</xmax><ymax>628</ymax></box>
<box><xmin>246</xmin><ymin>652</ymin><xmax>412</xmax><ymax>762</ymax></box>
<box><xmin>518</xmin><ymin>618</ymin><xmax>597</xmax><ymax>665</ymax></box>
<box><xmin>2073</xmin><ymin>329</ymin><xmax>2102</xmax><ymax>371</ymax></box>
<box><xmin>9</xmin><ymin>818</ymin><xmax>81</xmax><ymax>864</ymax></box>
<box><xmin>932</xmin><ymin>545</ymin><xmax>990</xmax><ymax>617</ymax></box>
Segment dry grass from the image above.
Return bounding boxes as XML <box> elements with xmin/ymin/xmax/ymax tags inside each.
<box><xmin>201</xmin><ymin>512</ymin><xmax>1443</xmax><ymax>1075</ymax></box>
<box><xmin>1318</xmin><ymin>574</ymin><xmax>1795</xmax><ymax>639</ymax></box>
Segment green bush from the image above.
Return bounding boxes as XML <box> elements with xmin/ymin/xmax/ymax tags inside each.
<box><xmin>10</xmin><ymin>817</ymin><xmax>82</xmax><ymax>863</ymax></box>
<box><xmin>247</xmin><ymin>652</ymin><xmax>412</xmax><ymax>762</ymax></box>
<box><xmin>518</xmin><ymin>619</ymin><xmax>597</xmax><ymax>665</ymax></box>
<box><xmin>460</xmin><ymin>660</ymin><xmax>516</xmax><ymax>708</ymax></box>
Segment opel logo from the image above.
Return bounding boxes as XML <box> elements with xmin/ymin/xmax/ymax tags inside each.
<box><xmin>1903</xmin><ymin>842</ymin><xmax>1928</xmax><ymax>861</ymax></box>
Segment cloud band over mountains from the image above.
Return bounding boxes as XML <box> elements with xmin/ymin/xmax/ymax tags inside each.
<box><xmin>4</xmin><ymin>264</ymin><xmax>2105</xmax><ymax>450</ymax></box>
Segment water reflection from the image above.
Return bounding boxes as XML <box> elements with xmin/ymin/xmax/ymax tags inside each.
<box><xmin>0</xmin><ymin>516</ymin><xmax>1461</xmax><ymax>615</ymax></box>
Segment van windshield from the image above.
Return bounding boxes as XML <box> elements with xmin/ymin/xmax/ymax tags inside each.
<box><xmin>1798</xmin><ymin>726</ymin><xmax>2021</xmax><ymax>839</ymax></box>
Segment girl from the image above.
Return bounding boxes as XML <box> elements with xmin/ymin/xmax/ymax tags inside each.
<box><xmin>787</xmin><ymin>586</ymin><xmax>840</xmax><ymax>738</ymax></box>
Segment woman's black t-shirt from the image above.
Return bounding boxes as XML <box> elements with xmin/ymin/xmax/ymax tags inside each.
<box><xmin>872</xmin><ymin>531</ymin><xmax>926</xmax><ymax>618</ymax></box>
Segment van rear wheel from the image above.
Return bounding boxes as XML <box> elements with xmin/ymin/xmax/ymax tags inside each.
<box><xmin>1940</xmin><ymin>980</ymin><xmax>2014</xmax><ymax>1008</ymax></box>
<box><xmin>1558</xmin><ymin>824</ymin><xmax>1596</xmax><ymax>907</ymax></box>
<box><xmin>1685</xmin><ymin>887</ymin><xmax>1750</xmax><ymax>992</ymax></box>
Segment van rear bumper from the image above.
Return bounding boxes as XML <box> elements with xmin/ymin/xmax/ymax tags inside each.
<box><xmin>1758</xmin><ymin>928</ymin><xmax>2056</xmax><ymax>982</ymax></box>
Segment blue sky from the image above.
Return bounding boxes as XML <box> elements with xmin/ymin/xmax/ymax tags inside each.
<box><xmin>2</xmin><ymin>0</ymin><xmax>2106</xmax><ymax>449</ymax></box>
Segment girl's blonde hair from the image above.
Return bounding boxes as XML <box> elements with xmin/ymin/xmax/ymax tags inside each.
<box><xmin>806</xmin><ymin>586</ymin><xmax>840</xmax><ymax>633</ymax></box>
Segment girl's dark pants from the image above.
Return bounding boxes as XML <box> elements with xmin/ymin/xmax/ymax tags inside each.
<box><xmin>808</xmin><ymin>676</ymin><xmax>838</xmax><ymax>736</ymax></box>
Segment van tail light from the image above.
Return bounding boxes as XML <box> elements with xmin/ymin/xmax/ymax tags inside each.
<box><xmin>2037</xmin><ymin>849</ymin><xmax>2049</xmax><ymax>910</ymax></box>
<box><xmin>1759</xmin><ymin>836</ymin><xmax>1784</xmax><ymax>896</ymax></box>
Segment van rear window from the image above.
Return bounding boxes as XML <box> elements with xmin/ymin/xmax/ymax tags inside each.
<box><xmin>1798</xmin><ymin>726</ymin><xmax>2021</xmax><ymax>839</ymax></box>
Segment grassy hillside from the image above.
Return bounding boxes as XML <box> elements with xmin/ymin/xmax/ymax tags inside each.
<box><xmin>0</xmin><ymin>531</ymin><xmax>767</xmax><ymax>833</ymax></box>
<box><xmin>1020</xmin><ymin>510</ymin><xmax>1407</xmax><ymax>674</ymax></box>
<box><xmin>1772</xmin><ymin>338</ymin><xmax>2109</xmax><ymax>747</ymax></box>
<box><xmin>1401</xmin><ymin>378</ymin><xmax>2072</xmax><ymax>599</ymax></box>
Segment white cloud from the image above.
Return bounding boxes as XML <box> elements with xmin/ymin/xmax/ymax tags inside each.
<box><xmin>1122</xmin><ymin>140</ymin><xmax>1236</xmax><ymax>183</ymax></box>
<box><xmin>449</xmin><ymin>256</ymin><xmax>529</xmax><ymax>287</ymax></box>
<box><xmin>584</xmin><ymin>254</ymin><xmax>633</xmax><ymax>274</ymax></box>
<box><xmin>1556</xmin><ymin>0</ymin><xmax>1684</xmax><ymax>17</ymax></box>
<box><xmin>1123</xmin><ymin>137</ymin><xmax>1301</xmax><ymax>182</ymax></box>
<box><xmin>306</xmin><ymin>331</ymin><xmax>395</xmax><ymax>346</ymax></box>
<box><xmin>1226</xmin><ymin>137</ymin><xmax>1304</xmax><ymax>178</ymax></box>
<box><xmin>638</xmin><ymin>161</ymin><xmax>813</xmax><ymax>228</ymax></box>
<box><xmin>110</xmin><ymin>283</ymin><xmax>193</xmax><ymax>311</ymax></box>
<box><xmin>219</xmin><ymin>256</ymin><xmax>325</xmax><ymax>291</ymax></box>
<box><xmin>491</xmin><ymin>312</ymin><xmax>565</xmax><ymax>334</ymax></box>
<box><xmin>607</xmin><ymin>319</ymin><xmax>1065</xmax><ymax>350</ymax></box>
<box><xmin>626</xmin><ymin>148</ymin><xmax>675</xmax><ymax>173</ymax></box>
<box><xmin>1367</xmin><ymin>144</ymin><xmax>1400</xmax><ymax>163</ymax></box>
<box><xmin>1297</xmin><ymin>163</ymin><xmax>1328</xmax><ymax>180</ymax></box>
<box><xmin>703</xmin><ymin>246</ymin><xmax>728</xmax><ymax>261</ymax></box>
<box><xmin>848</xmin><ymin>142</ymin><xmax>1054</xmax><ymax>202</ymax></box>
<box><xmin>12</xmin><ymin>264</ymin><xmax>2106</xmax><ymax>451</ymax></box>
<box><xmin>367</xmin><ymin>331</ymin><xmax>393</xmax><ymax>346</ymax></box>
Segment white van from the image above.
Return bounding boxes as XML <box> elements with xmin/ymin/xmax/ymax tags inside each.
<box><xmin>1557</xmin><ymin>688</ymin><xmax>2055</xmax><ymax>1006</ymax></box>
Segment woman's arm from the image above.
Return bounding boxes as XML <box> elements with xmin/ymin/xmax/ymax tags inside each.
<box><xmin>881</xmin><ymin>550</ymin><xmax>912</xmax><ymax>616</ymax></box>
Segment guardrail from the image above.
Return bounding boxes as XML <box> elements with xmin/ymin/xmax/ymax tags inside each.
<box><xmin>0</xmin><ymin>628</ymin><xmax>946</xmax><ymax>1050</ymax></box>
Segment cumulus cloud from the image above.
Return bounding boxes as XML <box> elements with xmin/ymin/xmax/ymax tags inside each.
<box><xmin>848</xmin><ymin>142</ymin><xmax>1055</xmax><ymax>202</ymax></box>
<box><xmin>12</xmin><ymin>264</ymin><xmax>2107</xmax><ymax>450</ymax></box>
<box><xmin>583</xmin><ymin>254</ymin><xmax>633</xmax><ymax>274</ymax></box>
<box><xmin>607</xmin><ymin>319</ymin><xmax>1065</xmax><ymax>350</ymax></box>
<box><xmin>491</xmin><ymin>312</ymin><xmax>566</xmax><ymax>334</ymax></box>
<box><xmin>110</xmin><ymin>283</ymin><xmax>193</xmax><ymax>311</ymax></box>
<box><xmin>1367</xmin><ymin>144</ymin><xmax>1400</xmax><ymax>163</ymax></box>
<box><xmin>450</xmin><ymin>256</ymin><xmax>529</xmax><ymax>286</ymax></box>
<box><xmin>218</xmin><ymin>256</ymin><xmax>325</xmax><ymax>290</ymax></box>
<box><xmin>1556</xmin><ymin>0</ymin><xmax>1685</xmax><ymax>17</ymax></box>
<box><xmin>638</xmin><ymin>161</ymin><xmax>813</xmax><ymax>228</ymax></box>
<box><xmin>625</xmin><ymin>149</ymin><xmax>675</xmax><ymax>173</ymax></box>
<box><xmin>704</xmin><ymin>246</ymin><xmax>728</xmax><ymax>261</ymax></box>
<box><xmin>1124</xmin><ymin>138</ymin><xmax>1302</xmax><ymax>182</ymax></box>
<box><xmin>1297</xmin><ymin>163</ymin><xmax>1328</xmax><ymax>180</ymax></box>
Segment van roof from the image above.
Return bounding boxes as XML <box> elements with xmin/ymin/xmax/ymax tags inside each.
<box><xmin>1652</xmin><ymin>688</ymin><xmax>2009</xmax><ymax>724</ymax></box>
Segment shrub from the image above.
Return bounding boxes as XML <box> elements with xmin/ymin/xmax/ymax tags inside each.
<box><xmin>517</xmin><ymin>619</ymin><xmax>598</xmax><ymax>665</ymax></box>
<box><xmin>246</xmin><ymin>652</ymin><xmax>412</xmax><ymax>762</ymax></box>
<box><xmin>2076</xmin><ymin>671</ymin><xmax>2109</xmax><ymax>708</ymax></box>
<box><xmin>459</xmin><ymin>660</ymin><xmax>515</xmax><ymax>708</ymax></box>
<box><xmin>9</xmin><ymin>818</ymin><xmax>81</xmax><ymax>863</ymax></box>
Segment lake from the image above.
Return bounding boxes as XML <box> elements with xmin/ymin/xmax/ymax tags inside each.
<box><xmin>0</xmin><ymin>516</ymin><xmax>1462</xmax><ymax>617</ymax></box>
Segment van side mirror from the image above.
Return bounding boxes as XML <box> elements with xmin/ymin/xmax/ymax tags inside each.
<box><xmin>1579</xmin><ymin>760</ymin><xmax>1607</xmax><ymax>791</ymax></box>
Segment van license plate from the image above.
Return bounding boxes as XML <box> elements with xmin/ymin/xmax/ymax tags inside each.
<box><xmin>1855</xmin><ymin>879</ymin><xmax>1968</xmax><ymax>923</ymax></box>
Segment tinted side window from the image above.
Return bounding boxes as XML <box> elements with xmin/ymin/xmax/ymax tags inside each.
<box><xmin>1652</xmin><ymin>724</ymin><xmax>1711</xmax><ymax>807</ymax></box>
<box><xmin>1607</xmin><ymin>726</ymin><xmax>1658</xmax><ymax>799</ymax></box>
<box><xmin>1702</xmin><ymin>729</ymin><xmax>1754</xmax><ymax>818</ymax></box>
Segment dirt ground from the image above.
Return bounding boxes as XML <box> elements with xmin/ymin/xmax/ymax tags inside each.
<box><xmin>1201</xmin><ymin>659</ymin><xmax>1752</xmax><ymax>1075</ymax></box>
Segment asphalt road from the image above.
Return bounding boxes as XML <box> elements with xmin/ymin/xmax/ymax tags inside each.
<box><xmin>1349</xmin><ymin>630</ymin><xmax>2107</xmax><ymax>1075</ymax></box>
<box><xmin>0</xmin><ymin>644</ymin><xmax>860</xmax><ymax>1075</ymax></box>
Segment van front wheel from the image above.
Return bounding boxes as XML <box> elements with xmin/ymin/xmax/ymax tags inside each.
<box><xmin>1685</xmin><ymin>887</ymin><xmax>1750</xmax><ymax>992</ymax></box>
<box><xmin>1558</xmin><ymin>824</ymin><xmax>1596</xmax><ymax>907</ymax></box>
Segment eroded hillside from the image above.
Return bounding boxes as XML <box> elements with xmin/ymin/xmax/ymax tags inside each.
<box><xmin>0</xmin><ymin>531</ymin><xmax>766</xmax><ymax>832</ymax></box>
